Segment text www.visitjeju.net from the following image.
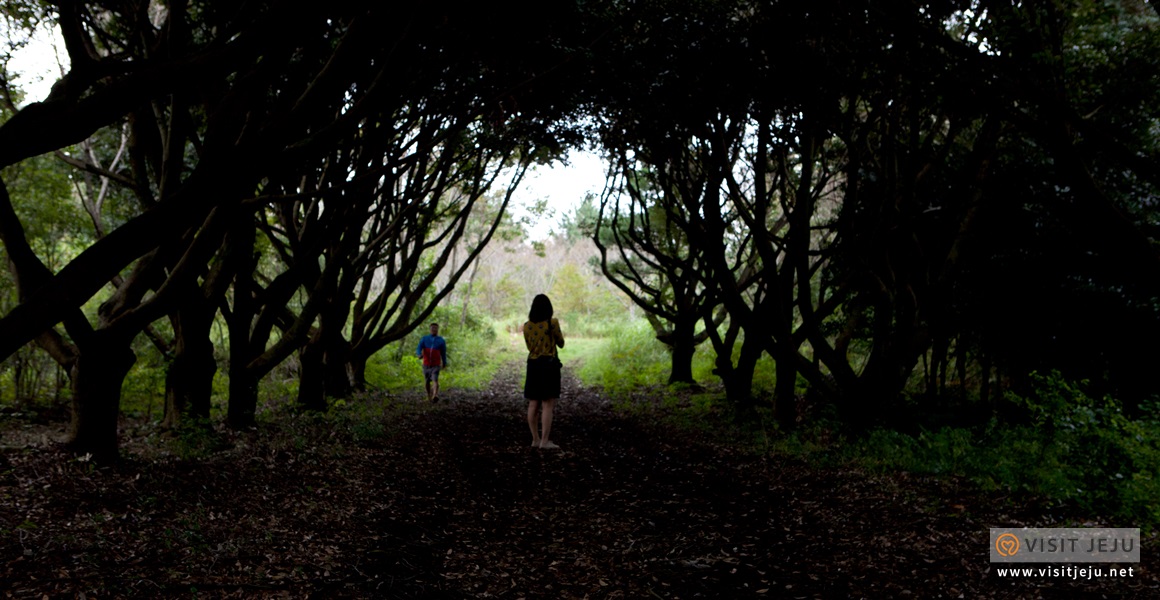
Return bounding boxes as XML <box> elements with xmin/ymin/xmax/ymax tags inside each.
<box><xmin>995</xmin><ymin>565</ymin><xmax>1136</xmax><ymax>579</ymax></box>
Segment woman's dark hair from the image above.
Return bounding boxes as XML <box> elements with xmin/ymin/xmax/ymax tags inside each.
<box><xmin>528</xmin><ymin>294</ymin><xmax>554</xmax><ymax>323</ymax></box>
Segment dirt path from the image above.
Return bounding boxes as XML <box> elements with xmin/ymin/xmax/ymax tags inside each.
<box><xmin>1</xmin><ymin>362</ymin><xmax>1157</xmax><ymax>598</ymax></box>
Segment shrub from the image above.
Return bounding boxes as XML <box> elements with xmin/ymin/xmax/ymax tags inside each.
<box><xmin>1011</xmin><ymin>372</ymin><xmax>1160</xmax><ymax>527</ymax></box>
<box><xmin>837</xmin><ymin>371</ymin><xmax>1160</xmax><ymax>529</ymax></box>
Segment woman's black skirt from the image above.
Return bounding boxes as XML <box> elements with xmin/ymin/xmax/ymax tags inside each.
<box><xmin>524</xmin><ymin>356</ymin><xmax>561</xmax><ymax>400</ymax></box>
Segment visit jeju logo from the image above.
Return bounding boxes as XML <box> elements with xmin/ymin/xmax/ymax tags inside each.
<box><xmin>990</xmin><ymin>528</ymin><xmax>1140</xmax><ymax>563</ymax></box>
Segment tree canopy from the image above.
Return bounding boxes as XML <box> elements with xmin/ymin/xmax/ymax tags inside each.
<box><xmin>2</xmin><ymin>0</ymin><xmax>1159</xmax><ymax>460</ymax></box>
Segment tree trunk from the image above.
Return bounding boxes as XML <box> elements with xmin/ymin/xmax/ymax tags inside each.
<box><xmin>460</xmin><ymin>253</ymin><xmax>482</xmax><ymax>328</ymax></box>
<box><xmin>308</xmin><ymin>297</ymin><xmax>355</xmax><ymax>404</ymax></box>
<box><xmin>350</xmin><ymin>353</ymin><xmax>369</xmax><ymax>392</ymax></box>
<box><xmin>68</xmin><ymin>335</ymin><xmax>136</xmax><ymax>463</ymax></box>
<box><xmin>669</xmin><ymin>342</ymin><xmax>696</xmax><ymax>385</ymax></box>
<box><xmin>225</xmin><ymin>288</ymin><xmax>260</xmax><ymax>430</ymax></box>
<box><xmin>162</xmin><ymin>306</ymin><xmax>217</xmax><ymax>429</ymax></box>
<box><xmin>955</xmin><ymin>338</ymin><xmax>968</xmax><ymax>402</ymax></box>
<box><xmin>980</xmin><ymin>352</ymin><xmax>992</xmax><ymax>408</ymax></box>
<box><xmin>722</xmin><ymin>333</ymin><xmax>762</xmax><ymax>416</ymax></box>
<box><xmin>227</xmin><ymin>367</ymin><xmax>259</xmax><ymax>430</ymax></box>
<box><xmin>848</xmin><ymin>342</ymin><xmax>923</xmax><ymax>426</ymax></box>
<box><xmin>773</xmin><ymin>347</ymin><xmax>798</xmax><ymax>430</ymax></box>
<box><xmin>225</xmin><ymin>218</ymin><xmax>260</xmax><ymax>430</ymax></box>
<box><xmin>163</xmin><ymin>351</ymin><xmax>216</xmax><ymax>427</ymax></box>
<box><xmin>930</xmin><ymin>333</ymin><xmax>949</xmax><ymax>399</ymax></box>
<box><xmin>323</xmin><ymin>335</ymin><xmax>354</xmax><ymax>399</ymax></box>
<box><xmin>666</xmin><ymin>316</ymin><xmax>698</xmax><ymax>385</ymax></box>
<box><xmin>297</xmin><ymin>340</ymin><xmax>328</xmax><ymax>412</ymax></box>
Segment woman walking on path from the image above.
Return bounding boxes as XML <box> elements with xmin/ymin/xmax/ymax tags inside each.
<box><xmin>523</xmin><ymin>294</ymin><xmax>565</xmax><ymax>449</ymax></box>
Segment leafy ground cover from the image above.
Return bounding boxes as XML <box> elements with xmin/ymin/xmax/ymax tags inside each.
<box><xmin>1</xmin><ymin>362</ymin><xmax>1157</xmax><ymax>598</ymax></box>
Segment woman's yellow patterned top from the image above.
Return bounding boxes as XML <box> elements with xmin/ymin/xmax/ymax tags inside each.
<box><xmin>523</xmin><ymin>318</ymin><xmax>564</xmax><ymax>359</ymax></box>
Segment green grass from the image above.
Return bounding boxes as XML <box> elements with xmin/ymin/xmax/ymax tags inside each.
<box><xmin>559</xmin><ymin>336</ymin><xmax>605</xmax><ymax>371</ymax></box>
<box><xmin>570</xmin><ymin>320</ymin><xmax>717</xmax><ymax>398</ymax></box>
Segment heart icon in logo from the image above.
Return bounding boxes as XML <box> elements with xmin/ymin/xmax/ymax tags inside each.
<box><xmin>996</xmin><ymin>533</ymin><xmax>1020</xmax><ymax>557</ymax></box>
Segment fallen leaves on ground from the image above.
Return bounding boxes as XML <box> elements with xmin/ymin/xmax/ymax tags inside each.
<box><xmin>1</xmin><ymin>363</ymin><xmax>1156</xmax><ymax>598</ymax></box>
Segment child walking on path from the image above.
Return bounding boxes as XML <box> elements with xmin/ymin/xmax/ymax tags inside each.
<box><xmin>417</xmin><ymin>323</ymin><xmax>448</xmax><ymax>403</ymax></box>
<box><xmin>523</xmin><ymin>294</ymin><xmax>565</xmax><ymax>449</ymax></box>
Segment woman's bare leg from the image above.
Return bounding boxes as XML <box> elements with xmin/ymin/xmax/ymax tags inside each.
<box><xmin>527</xmin><ymin>401</ymin><xmax>541</xmax><ymax>447</ymax></box>
<box><xmin>539</xmin><ymin>398</ymin><xmax>557</xmax><ymax>449</ymax></box>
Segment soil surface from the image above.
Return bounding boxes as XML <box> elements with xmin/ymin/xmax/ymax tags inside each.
<box><xmin>1</xmin><ymin>362</ymin><xmax>1157</xmax><ymax>598</ymax></box>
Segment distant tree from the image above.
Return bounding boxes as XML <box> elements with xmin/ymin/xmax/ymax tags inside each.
<box><xmin>559</xmin><ymin>192</ymin><xmax>600</xmax><ymax>244</ymax></box>
<box><xmin>592</xmin><ymin>152</ymin><xmax>728</xmax><ymax>386</ymax></box>
<box><xmin>450</xmin><ymin>192</ymin><xmax>527</xmax><ymax>329</ymax></box>
<box><xmin>338</xmin><ymin>125</ymin><xmax>536</xmax><ymax>399</ymax></box>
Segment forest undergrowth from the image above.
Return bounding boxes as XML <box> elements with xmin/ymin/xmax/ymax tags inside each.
<box><xmin>1</xmin><ymin>360</ymin><xmax>1157</xmax><ymax>599</ymax></box>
